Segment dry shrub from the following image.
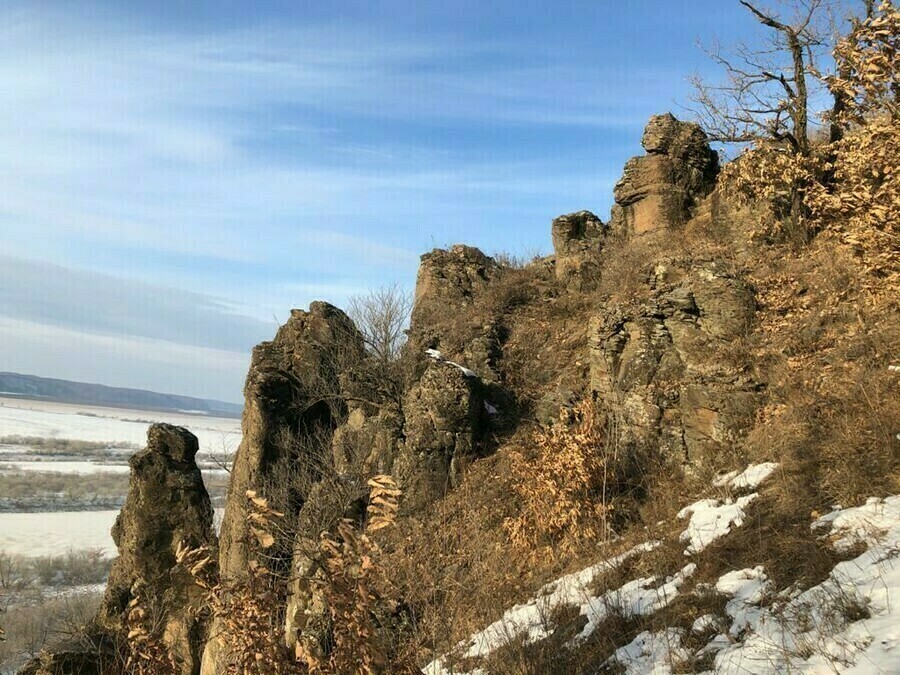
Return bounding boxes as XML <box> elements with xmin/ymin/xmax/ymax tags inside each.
<box><xmin>807</xmin><ymin>117</ymin><xmax>900</xmax><ymax>292</ymax></box>
<box><xmin>504</xmin><ymin>400</ymin><xmax>638</xmax><ymax>555</ymax></box>
<box><xmin>739</xmin><ymin>234</ymin><xmax>900</xmax><ymax>509</ymax></box>
<box><xmin>0</xmin><ymin>591</ymin><xmax>103</xmax><ymax>673</ymax></box>
<box><xmin>719</xmin><ymin>2</ymin><xmax>900</xmax><ymax>267</ymax></box>
<box><xmin>121</xmin><ymin>590</ymin><xmax>176</xmax><ymax>675</ymax></box>
<box><xmin>379</xmin><ymin>445</ymin><xmax>590</xmax><ymax>667</ymax></box>
<box><xmin>178</xmin><ymin>492</ymin><xmax>301</xmax><ymax>675</ymax></box>
<box><xmin>719</xmin><ymin>143</ymin><xmax>823</xmax><ymax>244</ymax></box>
<box><xmin>828</xmin><ymin>2</ymin><xmax>900</xmax><ymax>125</ymax></box>
<box><xmin>299</xmin><ymin>475</ymin><xmax>415</xmax><ymax>675</ymax></box>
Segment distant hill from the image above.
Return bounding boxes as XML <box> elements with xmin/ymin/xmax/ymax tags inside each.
<box><xmin>0</xmin><ymin>372</ymin><xmax>242</xmax><ymax>418</ymax></box>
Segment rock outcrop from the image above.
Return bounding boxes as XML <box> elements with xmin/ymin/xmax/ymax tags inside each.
<box><xmin>203</xmin><ymin>302</ymin><xmax>365</xmax><ymax>674</ymax></box>
<box><xmin>394</xmin><ymin>362</ymin><xmax>485</xmax><ymax>512</ymax></box>
<box><xmin>611</xmin><ymin>113</ymin><xmax>719</xmax><ymax>235</ymax></box>
<box><xmin>25</xmin><ymin>112</ymin><xmax>781</xmax><ymax>675</ymax></box>
<box><xmin>551</xmin><ymin>210</ymin><xmax>607</xmax><ymax>285</ymax></box>
<box><xmin>99</xmin><ymin>424</ymin><xmax>215</xmax><ymax>675</ymax></box>
<box><xmin>408</xmin><ymin>245</ymin><xmax>498</xmax><ymax>356</ymax></box>
<box><xmin>589</xmin><ymin>260</ymin><xmax>759</xmax><ymax>465</ymax></box>
<box><xmin>216</xmin><ymin>301</ymin><xmax>365</xmax><ymax>581</ymax></box>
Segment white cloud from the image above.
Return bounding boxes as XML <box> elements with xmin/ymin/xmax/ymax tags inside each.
<box><xmin>0</xmin><ymin>256</ymin><xmax>273</xmax><ymax>353</ymax></box>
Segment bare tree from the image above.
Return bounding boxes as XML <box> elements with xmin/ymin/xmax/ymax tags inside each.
<box><xmin>690</xmin><ymin>0</ymin><xmax>838</xmax><ymax>235</ymax></box>
<box><xmin>347</xmin><ymin>284</ymin><xmax>412</xmax><ymax>365</ymax></box>
<box><xmin>691</xmin><ymin>0</ymin><xmax>833</xmax><ymax>154</ymax></box>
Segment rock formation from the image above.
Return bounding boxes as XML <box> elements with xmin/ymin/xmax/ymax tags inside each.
<box><xmin>611</xmin><ymin>113</ymin><xmax>719</xmax><ymax>235</ymax></box>
<box><xmin>202</xmin><ymin>303</ymin><xmax>365</xmax><ymax>674</ymax></box>
<box><xmin>394</xmin><ymin>362</ymin><xmax>485</xmax><ymax>512</ymax></box>
<box><xmin>26</xmin><ymin>111</ymin><xmax>775</xmax><ymax>675</ymax></box>
<box><xmin>408</xmin><ymin>244</ymin><xmax>498</xmax><ymax>357</ymax></box>
<box><xmin>101</xmin><ymin>424</ymin><xmax>214</xmax><ymax>675</ymax></box>
<box><xmin>589</xmin><ymin>260</ymin><xmax>759</xmax><ymax>465</ymax></box>
<box><xmin>551</xmin><ymin>210</ymin><xmax>607</xmax><ymax>285</ymax></box>
<box><xmin>216</xmin><ymin>301</ymin><xmax>365</xmax><ymax>581</ymax></box>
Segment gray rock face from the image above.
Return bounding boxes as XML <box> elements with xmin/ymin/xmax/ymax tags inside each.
<box><xmin>394</xmin><ymin>362</ymin><xmax>484</xmax><ymax>512</ymax></box>
<box><xmin>611</xmin><ymin>113</ymin><xmax>719</xmax><ymax>235</ymax></box>
<box><xmin>99</xmin><ymin>423</ymin><xmax>215</xmax><ymax>675</ymax></box>
<box><xmin>590</xmin><ymin>260</ymin><xmax>759</xmax><ymax>465</ymax></box>
<box><xmin>551</xmin><ymin>210</ymin><xmax>608</xmax><ymax>286</ymax></box>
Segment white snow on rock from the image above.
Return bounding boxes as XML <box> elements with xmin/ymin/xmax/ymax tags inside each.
<box><xmin>678</xmin><ymin>495</ymin><xmax>758</xmax><ymax>555</ymax></box>
<box><xmin>691</xmin><ymin>613</ymin><xmax>720</xmax><ymax>635</ymax></box>
<box><xmin>425</xmin><ymin>348</ymin><xmax>477</xmax><ymax>378</ymax></box>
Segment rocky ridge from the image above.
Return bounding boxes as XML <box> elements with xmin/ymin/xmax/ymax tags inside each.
<box><xmin>25</xmin><ymin>112</ymin><xmax>897</xmax><ymax>674</ymax></box>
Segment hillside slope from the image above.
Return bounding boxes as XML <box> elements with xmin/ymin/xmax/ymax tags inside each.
<box><xmin>17</xmin><ymin>113</ymin><xmax>899</xmax><ymax>675</ymax></box>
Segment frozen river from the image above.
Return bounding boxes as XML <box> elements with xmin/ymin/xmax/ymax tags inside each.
<box><xmin>0</xmin><ymin>396</ymin><xmax>241</xmax><ymax>455</ymax></box>
<box><xmin>0</xmin><ymin>397</ymin><xmax>237</xmax><ymax>556</ymax></box>
<box><xmin>0</xmin><ymin>509</ymin><xmax>226</xmax><ymax>557</ymax></box>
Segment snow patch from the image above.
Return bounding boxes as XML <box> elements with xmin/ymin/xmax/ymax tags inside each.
<box><xmin>425</xmin><ymin>349</ymin><xmax>478</xmax><ymax>378</ymax></box>
<box><xmin>712</xmin><ymin>496</ymin><xmax>900</xmax><ymax>673</ymax></box>
<box><xmin>607</xmin><ymin>629</ymin><xmax>690</xmax><ymax>674</ymax></box>
<box><xmin>678</xmin><ymin>494</ymin><xmax>758</xmax><ymax>555</ymax></box>
<box><xmin>714</xmin><ymin>462</ymin><xmax>779</xmax><ymax>491</ymax></box>
<box><xmin>424</xmin><ymin>542</ymin><xmax>680</xmax><ymax>674</ymax></box>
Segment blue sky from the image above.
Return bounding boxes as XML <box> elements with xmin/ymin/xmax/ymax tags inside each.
<box><xmin>0</xmin><ymin>0</ymin><xmax>845</xmax><ymax>402</ymax></box>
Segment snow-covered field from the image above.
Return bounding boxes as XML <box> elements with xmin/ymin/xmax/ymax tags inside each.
<box><xmin>0</xmin><ymin>508</ymin><xmax>225</xmax><ymax>557</ymax></box>
<box><xmin>0</xmin><ymin>510</ymin><xmax>121</xmax><ymax>556</ymax></box>
<box><xmin>0</xmin><ymin>460</ymin><xmax>132</xmax><ymax>474</ymax></box>
<box><xmin>0</xmin><ymin>397</ymin><xmax>241</xmax><ymax>454</ymax></box>
<box><xmin>0</xmin><ymin>397</ymin><xmax>239</xmax><ymax>557</ymax></box>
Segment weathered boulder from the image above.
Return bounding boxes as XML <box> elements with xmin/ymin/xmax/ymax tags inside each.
<box><xmin>394</xmin><ymin>362</ymin><xmax>484</xmax><ymax>512</ymax></box>
<box><xmin>551</xmin><ymin>210</ymin><xmax>607</xmax><ymax>285</ymax></box>
<box><xmin>98</xmin><ymin>423</ymin><xmax>214</xmax><ymax>675</ymax></box>
<box><xmin>611</xmin><ymin>113</ymin><xmax>719</xmax><ymax>235</ymax></box>
<box><xmin>590</xmin><ymin>260</ymin><xmax>759</xmax><ymax>465</ymax></box>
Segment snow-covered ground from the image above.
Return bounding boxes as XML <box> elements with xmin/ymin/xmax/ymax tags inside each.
<box><xmin>0</xmin><ymin>397</ymin><xmax>238</xmax><ymax>556</ymax></box>
<box><xmin>426</xmin><ymin>465</ymin><xmax>900</xmax><ymax>675</ymax></box>
<box><xmin>0</xmin><ymin>460</ymin><xmax>132</xmax><ymax>474</ymax></box>
<box><xmin>0</xmin><ymin>397</ymin><xmax>241</xmax><ymax>455</ymax></box>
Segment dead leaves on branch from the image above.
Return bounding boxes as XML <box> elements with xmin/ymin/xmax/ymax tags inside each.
<box><xmin>505</xmin><ymin>400</ymin><xmax>631</xmax><ymax>555</ymax></box>
<box><xmin>296</xmin><ymin>474</ymin><xmax>416</xmax><ymax>675</ymax></box>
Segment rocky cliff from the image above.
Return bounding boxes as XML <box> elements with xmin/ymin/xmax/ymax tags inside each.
<box><xmin>28</xmin><ymin>112</ymin><xmax>899</xmax><ymax>674</ymax></box>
